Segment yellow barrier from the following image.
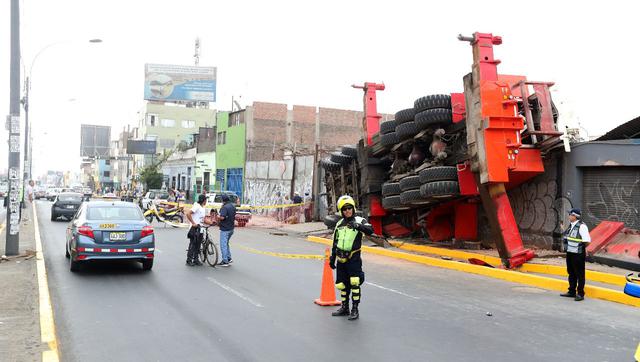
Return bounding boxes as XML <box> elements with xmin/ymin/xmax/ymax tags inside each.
<box><xmin>387</xmin><ymin>240</ymin><xmax>627</xmax><ymax>287</ymax></box>
<box><xmin>306</xmin><ymin>236</ymin><xmax>640</xmax><ymax>308</ymax></box>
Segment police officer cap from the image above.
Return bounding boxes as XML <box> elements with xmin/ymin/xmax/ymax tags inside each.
<box><xmin>569</xmin><ymin>208</ymin><xmax>581</xmax><ymax>217</ymax></box>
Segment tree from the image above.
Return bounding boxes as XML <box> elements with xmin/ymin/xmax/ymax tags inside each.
<box><xmin>139</xmin><ymin>150</ymin><xmax>174</xmax><ymax>190</ymax></box>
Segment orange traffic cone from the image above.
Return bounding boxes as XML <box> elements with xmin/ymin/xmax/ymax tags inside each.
<box><xmin>314</xmin><ymin>248</ymin><xmax>341</xmax><ymax>306</ymax></box>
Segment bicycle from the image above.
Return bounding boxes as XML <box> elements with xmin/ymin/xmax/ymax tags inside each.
<box><xmin>198</xmin><ymin>225</ymin><xmax>219</xmax><ymax>267</ymax></box>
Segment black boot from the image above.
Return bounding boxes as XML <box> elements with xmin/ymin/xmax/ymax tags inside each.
<box><xmin>332</xmin><ymin>302</ymin><xmax>350</xmax><ymax>316</ymax></box>
<box><xmin>348</xmin><ymin>303</ymin><xmax>359</xmax><ymax>320</ymax></box>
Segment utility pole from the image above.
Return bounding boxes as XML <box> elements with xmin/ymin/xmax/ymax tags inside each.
<box><xmin>6</xmin><ymin>0</ymin><xmax>21</xmax><ymax>255</ymax></box>
<box><xmin>22</xmin><ymin>76</ymin><xmax>30</xmax><ymax>193</ymax></box>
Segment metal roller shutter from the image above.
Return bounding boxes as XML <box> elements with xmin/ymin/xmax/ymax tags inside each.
<box><xmin>582</xmin><ymin>167</ymin><xmax>640</xmax><ymax>229</ymax></box>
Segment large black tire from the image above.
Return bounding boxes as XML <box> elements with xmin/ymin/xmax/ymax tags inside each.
<box><xmin>382</xmin><ymin>195</ymin><xmax>406</xmax><ymax>210</ymax></box>
<box><xmin>324</xmin><ymin>214</ymin><xmax>340</xmax><ymax>230</ymax></box>
<box><xmin>330</xmin><ymin>152</ymin><xmax>353</xmax><ymax>165</ymax></box>
<box><xmin>414</xmin><ymin>94</ymin><xmax>451</xmax><ymax>113</ymax></box>
<box><xmin>341</xmin><ymin>145</ymin><xmax>358</xmax><ymax>158</ymax></box>
<box><xmin>400</xmin><ymin>189</ymin><xmax>430</xmax><ymax>205</ymax></box>
<box><xmin>380</xmin><ymin>132</ymin><xmax>399</xmax><ymax>147</ymax></box>
<box><xmin>141</xmin><ymin>259</ymin><xmax>154</xmax><ymax>271</ymax></box>
<box><xmin>395</xmin><ymin>121</ymin><xmax>420</xmax><ymax>141</ymax></box>
<box><xmin>415</xmin><ymin>108</ymin><xmax>453</xmax><ymax>129</ymax></box>
<box><xmin>395</xmin><ymin>108</ymin><xmax>416</xmax><ymax>124</ymax></box>
<box><xmin>382</xmin><ymin>182</ymin><xmax>401</xmax><ymax>196</ymax></box>
<box><xmin>380</xmin><ymin>120</ymin><xmax>398</xmax><ymax>135</ymax></box>
<box><xmin>321</xmin><ymin>158</ymin><xmax>341</xmax><ymax>171</ymax></box>
<box><xmin>419</xmin><ymin>166</ymin><xmax>458</xmax><ymax>184</ymax></box>
<box><xmin>51</xmin><ymin>213</ymin><xmax>57</xmax><ymax>221</ymax></box>
<box><xmin>420</xmin><ymin>181</ymin><xmax>460</xmax><ymax>198</ymax></box>
<box><xmin>399</xmin><ymin>175</ymin><xmax>421</xmax><ymax>191</ymax></box>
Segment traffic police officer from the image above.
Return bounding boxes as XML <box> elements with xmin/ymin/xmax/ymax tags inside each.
<box><xmin>561</xmin><ymin>208</ymin><xmax>591</xmax><ymax>301</ymax></box>
<box><xmin>330</xmin><ymin>195</ymin><xmax>374</xmax><ymax>320</ymax></box>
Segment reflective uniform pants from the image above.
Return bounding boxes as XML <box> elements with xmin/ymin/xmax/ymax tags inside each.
<box><xmin>566</xmin><ymin>252</ymin><xmax>586</xmax><ymax>296</ymax></box>
<box><xmin>335</xmin><ymin>257</ymin><xmax>364</xmax><ymax>304</ymax></box>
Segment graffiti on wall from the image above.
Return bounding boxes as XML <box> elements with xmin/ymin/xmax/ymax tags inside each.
<box><xmin>585</xmin><ymin>180</ymin><xmax>640</xmax><ymax>229</ymax></box>
<box><xmin>508</xmin><ymin>180</ymin><xmax>573</xmax><ymax>248</ymax></box>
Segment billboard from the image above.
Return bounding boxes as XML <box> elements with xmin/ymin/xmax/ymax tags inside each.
<box><xmin>80</xmin><ymin>125</ymin><xmax>111</xmax><ymax>158</ymax></box>
<box><xmin>127</xmin><ymin>140</ymin><xmax>157</xmax><ymax>155</ymax></box>
<box><xmin>144</xmin><ymin>63</ymin><xmax>216</xmax><ymax>102</ymax></box>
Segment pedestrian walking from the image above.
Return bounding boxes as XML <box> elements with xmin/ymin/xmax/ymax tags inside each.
<box><xmin>24</xmin><ymin>180</ymin><xmax>34</xmax><ymax>222</ymax></box>
<box><xmin>217</xmin><ymin>194</ymin><xmax>236</xmax><ymax>267</ymax></box>
<box><xmin>330</xmin><ymin>195</ymin><xmax>374</xmax><ymax>320</ymax></box>
<box><xmin>185</xmin><ymin>194</ymin><xmax>208</xmax><ymax>266</ymax></box>
<box><xmin>560</xmin><ymin>208</ymin><xmax>591</xmax><ymax>301</ymax></box>
<box><xmin>304</xmin><ymin>192</ymin><xmax>313</xmax><ymax>222</ymax></box>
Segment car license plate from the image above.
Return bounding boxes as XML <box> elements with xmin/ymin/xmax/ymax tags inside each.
<box><xmin>110</xmin><ymin>232</ymin><xmax>126</xmax><ymax>241</ymax></box>
<box><xmin>66</xmin><ymin>205</ymin><xmax>75</xmax><ymax>209</ymax></box>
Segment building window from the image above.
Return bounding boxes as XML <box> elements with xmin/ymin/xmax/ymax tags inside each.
<box><xmin>146</xmin><ymin>114</ymin><xmax>158</xmax><ymax>127</ymax></box>
<box><xmin>159</xmin><ymin>139</ymin><xmax>175</xmax><ymax>148</ymax></box>
<box><xmin>182</xmin><ymin>120</ymin><xmax>196</xmax><ymax>128</ymax></box>
<box><xmin>161</xmin><ymin>119</ymin><xmax>176</xmax><ymax>127</ymax></box>
<box><xmin>103</xmin><ymin>171</ymin><xmax>110</xmax><ymax>178</ymax></box>
<box><xmin>216</xmin><ymin>131</ymin><xmax>226</xmax><ymax>145</ymax></box>
<box><xmin>228</xmin><ymin>112</ymin><xmax>244</xmax><ymax>127</ymax></box>
<box><xmin>105</xmin><ymin>159</ymin><xmax>110</xmax><ymax>165</ymax></box>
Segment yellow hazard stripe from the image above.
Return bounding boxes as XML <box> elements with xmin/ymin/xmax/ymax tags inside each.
<box><xmin>387</xmin><ymin>240</ymin><xmax>627</xmax><ymax>287</ymax></box>
<box><xmin>236</xmin><ymin>245</ymin><xmax>324</xmax><ymax>260</ymax></box>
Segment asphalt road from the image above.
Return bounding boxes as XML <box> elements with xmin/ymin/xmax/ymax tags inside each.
<box><xmin>36</xmin><ymin>200</ymin><xmax>639</xmax><ymax>362</ymax></box>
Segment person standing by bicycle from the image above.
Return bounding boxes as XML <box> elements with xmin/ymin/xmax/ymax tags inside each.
<box><xmin>217</xmin><ymin>194</ymin><xmax>236</xmax><ymax>267</ymax></box>
<box><xmin>185</xmin><ymin>194</ymin><xmax>208</xmax><ymax>266</ymax></box>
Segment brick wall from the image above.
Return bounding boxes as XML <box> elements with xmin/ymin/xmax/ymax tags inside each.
<box><xmin>248</xmin><ymin>101</ymin><xmax>392</xmax><ymax>161</ymax></box>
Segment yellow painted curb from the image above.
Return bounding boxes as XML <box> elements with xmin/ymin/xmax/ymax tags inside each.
<box><xmin>33</xmin><ymin>203</ymin><xmax>60</xmax><ymax>362</ymax></box>
<box><xmin>387</xmin><ymin>240</ymin><xmax>627</xmax><ymax>287</ymax></box>
<box><xmin>306</xmin><ymin>236</ymin><xmax>640</xmax><ymax>308</ymax></box>
<box><xmin>635</xmin><ymin>342</ymin><xmax>640</xmax><ymax>362</ymax></box>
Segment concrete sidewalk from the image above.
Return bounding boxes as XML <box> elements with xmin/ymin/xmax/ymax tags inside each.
<box><xmin>0</xmin><ymin>209</ymin><xmax>42</xmax><ymax>362</ymax></box>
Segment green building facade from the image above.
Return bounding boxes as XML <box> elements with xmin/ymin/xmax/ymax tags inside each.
<box><xmin>215</xmin><ymin>111</ymin><xmax>247</xmax><ymax>201</ymax></box>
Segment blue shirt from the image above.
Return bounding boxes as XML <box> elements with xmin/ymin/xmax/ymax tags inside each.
<box><xmin>219</xmin><ymin>202</ymin><xmax>236</xmax><ymax>231</ymax></box>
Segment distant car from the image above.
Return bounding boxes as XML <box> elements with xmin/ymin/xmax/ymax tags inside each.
<box><xmin>83</xmin><ymin>188</ymin><xmax>92</xmax><ymax>201</ymax></box>
<box><xmin>46</xmin><ymin>187</ymin><xmax>61</xmax><ymax>201</ymax></box>
<box><xmin>206</xmin><ymin>191</ymin><xmax>252</xmax><ymax>227</ymax></box>
<box><xmin>140</xmin><ymin>189</ymin><xmax>170</xmax><ymax>210</ymax></box>
<box><xmin>65</xmin><ymin>201</ymin><xmax>155</xmax><ymax>272</ymax></box>
<box><xmin>103</xmin><ymin>192</ymin><xmax>118</xmax><ymax>198</ymax></box>
<box><xmin>35</xmin><ymin>186</ymin><xmax>47</xmax><ymax>199</ymax></box>
<box><xmin>51</xmin><ymin>192</ymin><xmax>84</xmax><ymax>221</ymax></box>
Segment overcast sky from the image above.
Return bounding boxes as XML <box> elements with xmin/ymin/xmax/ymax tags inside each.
<box><xmin>1</xmin><ymin>0</ymin><xmax>639</xmax><ymax>177</ymax></box>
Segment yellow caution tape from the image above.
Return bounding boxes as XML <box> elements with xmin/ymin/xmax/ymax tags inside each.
<box><xmin>237</xmin><ymin>245</ymin><xmax>324</xmax><ymax>260</ymax></box>
<box><xmin>147</xmin><ymin>201</ymin><xmax>304</xmax><ymax>211</ymax></box>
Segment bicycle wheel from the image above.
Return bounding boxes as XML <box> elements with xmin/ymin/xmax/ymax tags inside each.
<box><xmin>205</xmin><ymin>238</ymin><xmax>219</xmax><ymax>267</ymax></box>
<box><xmin>198</xmin><ymin>241</ymin><xmax>207</xmax><ymax>263</ymax></box>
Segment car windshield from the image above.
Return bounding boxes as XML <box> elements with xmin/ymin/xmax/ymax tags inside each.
<box><xmin>211</xmin><ymin>194</ymin><xmax>238</xmax><ymax>203</ymax></box>
<box><xmin>87</xmin><ymin>206</ymin><xmax>143</xmax><ymax>221</ymax></box>
<box><xmin>59</xmin><ymin>195</ymin><xmax>83</xmax><ymax>202</ymax></box>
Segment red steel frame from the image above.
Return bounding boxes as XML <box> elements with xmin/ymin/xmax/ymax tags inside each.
<box><xmin>460</xmin><ymin>32</ymin><xmax>560</xmax><ymax>268</ymax></box>
<box><xmin>353</xmin><ymin>82</ymin><xmax>387</xmax><ymax>235</ymax></box>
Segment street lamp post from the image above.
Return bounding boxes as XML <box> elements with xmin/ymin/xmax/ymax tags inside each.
<box><xmin>22</xmin><ymin>39</ymin><xmax>102</xmax><ymax>185</ymax></box>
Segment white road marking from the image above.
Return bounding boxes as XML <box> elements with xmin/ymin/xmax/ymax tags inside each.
<box><xmin>365</xmin><ymin>282</ymin><xmax>420</xmax><ymax>300</ymax></box>
<box><xmin>206</xmin><ymin>277</ymin><xmax>264</xmax><ymax>308</ymax></box>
